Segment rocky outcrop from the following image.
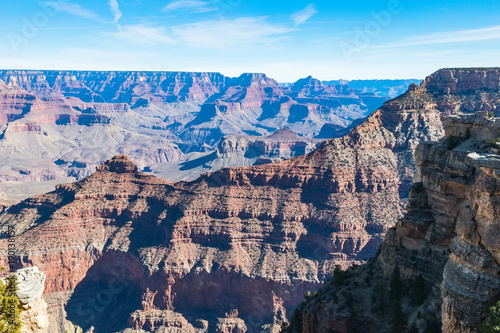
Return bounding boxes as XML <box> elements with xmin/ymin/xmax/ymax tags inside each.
<box><xmin>1</xmin><ymin>68</ymin><xmax>498</xmax><ymax>332</ymax></box>
<box><xmin>422</xmin><ymin>68</ymin><xmax>500</xmax><ymax>95</ymax></box>
<box><xmin>97</xmin><ymin>155</ymin><xmax>139</xmax><ymax>173</ymax></box>
<box><xmin>293</xmin><ymin>111</ymin><xmax>500</xmax><ymax>333</ymax></box>
<box><xmin>6</xmin><ymin>267</ymin><xmax>49</xmax><ymax>333</ymax></box>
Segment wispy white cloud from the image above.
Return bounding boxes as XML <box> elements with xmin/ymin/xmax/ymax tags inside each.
<box><xmin>162</xmin><ymin>0</ymin><xmax>215</xmax><ymax>13</ymax></box>
<box><xmin>108</xmin><ymin>0</ymin><xmax>123</xmax><ymax>31</ymax></box>
<box><xmin>43</xmin><ymin>1</ymin><xmax>100</xmax><ymax>20</ymax></box>
<box><xmin>376</xmin><ymin>24</ymin><xmax>500</xmax><ymax>48</ymax></box>
<box><xmin>108</xmin><ymin>24</ymin><xmax>176</xmax><ymax>44</ymax></box>
<box><xmin>171</xmin><ymin>17</ymin><xmax>293</xmax><ymax>48</ymax></box>
<box><xmin>291</xmin><ymin>4</ymin><xmax>318</xmax><ymax>27</ymax></box>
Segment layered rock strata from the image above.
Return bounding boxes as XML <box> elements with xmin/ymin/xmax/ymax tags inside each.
<box><xmin>293</xmin><ymin>111</ymin><xmax>500</xmax><ymax>333</ymax></box>
<box><xmin>0</xmin><ymin>68</ymin><xmax>499</xmax><ymax>332</ymax></box>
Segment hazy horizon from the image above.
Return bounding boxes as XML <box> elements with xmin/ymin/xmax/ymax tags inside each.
<box><xmin>0</xmin><ymin>68</ymin><xmax>424</xmax><ymax>83</ymax></box>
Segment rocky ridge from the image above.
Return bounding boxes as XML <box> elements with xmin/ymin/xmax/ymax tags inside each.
<box><xmin>290</xmin><ymin>111</ymin><xmax>500</xmax><ymax>333</ymax></box>
<box><xmin>0</xmin><ymin>68</ymin><xmax>498</xmax><ymax>332</ymax></box>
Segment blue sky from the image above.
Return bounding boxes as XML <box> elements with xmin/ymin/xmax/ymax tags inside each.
<box><xmin>1</xmin><ymin>0</ymin><xmax>500</xmax><ymax>81</ymax></box>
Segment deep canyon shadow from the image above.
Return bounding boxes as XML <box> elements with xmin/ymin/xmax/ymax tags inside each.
<box><xmin>65</xmin><ymin>251</ymin><xmax>144</xmax><ymax>333</ymax></box>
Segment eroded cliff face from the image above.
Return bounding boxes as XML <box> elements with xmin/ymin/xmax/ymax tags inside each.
<box><xmin>296</xmin><ymin>112</ymin><xmax>500</xmax><ymax>333</ymax></box>
<box><xmin>4</xmin><ymin>267</ymin><xmax>49</xmax><ymax>333</ymax></box>
<box><xmin>0</xmin><ymin>150</ymin><xmax>396</xmax><ymax>332</ymax></box>
<box><xmin>0</xmin><ymin>68</ymin><xmax>498</xmax><ymax>333</ymax></box>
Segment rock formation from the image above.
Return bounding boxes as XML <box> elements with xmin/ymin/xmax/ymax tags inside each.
<box><xmin>149</xmin><ymin>128</ymin><xmax>324</xmax><ymax>182</ymax></box>
<box><xmin>291</xmin><ymin>112</ymin><xmax>500</xmax><ymax>333</ymax></box>
<box><xmin>0</xmin><ymin>71</ymin><xmax>228</xmax><ymax>104</ymax></box>
<box><xmin>4</xmin><ymin>267</ymin><xmax>49</xmax><ymax>333</ymax></box>
<box><xmin>0</xmin><ymin>70</ymin><xmax>407</xmax><ymax>201</ymax></box>
<box><xmin>0</xmin><ymin>80</ymin><xmax>182</xmax><ymax>200</ymax></box>
<box><xmin>0</xmin><ymin>68</ymin><xmax>497</xmax><ymax>332</ymax></box>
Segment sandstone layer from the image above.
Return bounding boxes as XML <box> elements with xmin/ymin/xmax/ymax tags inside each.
<box><xmin>0</xmin><ymin>68</ymin><xmax>498</xmax><ymax>333</ymax></box>
<box><xmin>292</xmin><ymin>111</ymin><xmax>500</xmax><ymax>333</ymax></box>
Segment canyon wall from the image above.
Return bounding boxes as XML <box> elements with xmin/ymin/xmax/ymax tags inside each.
<box><xmin>0</xmin><ymin>68</ymin><xmax>499</xmax><ymax>332</ymax></box>
<box><xmin>295</xmin><ymin>111</ymin><xmax>500</xmax><ymax>333</ymax></box>
<box><xmin>0</xmin><ymin>70</ymin><xmax>394</xmax><ymax>201</ymax></box>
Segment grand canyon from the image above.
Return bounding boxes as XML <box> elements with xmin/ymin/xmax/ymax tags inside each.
<box><xmin>0</xmin><ymin>70</ymin><xmax>418</xmax><ymax>201</ymax></box>
<box><xmin>0</xmin><ymin>68</ymin><xmax>499</xmax><ymax>333</ymax></box>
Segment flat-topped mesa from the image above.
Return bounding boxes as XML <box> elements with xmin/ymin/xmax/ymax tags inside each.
<box><xmin>422</xmin><ymin>68</ymin><xmax>500</xmax><ymax>94</ymax></box>
<box><xmin>231</xmin><ymin>73</ymin><xmax>279</xmax><ymax>87</ymax></box>
<box><xmin>269</xmin><ymin>127</ymin><xmax>302</xmax><ymax>140</ymax></box>
<box><xmin>96</xmin><ymin>155</ymin><xmax>139</xmax><ymax>173</ymax></box>
<box><xmin>290</xmin><ymin>75</ymin><xmax>325</xmax><ymax>92</ymax></box>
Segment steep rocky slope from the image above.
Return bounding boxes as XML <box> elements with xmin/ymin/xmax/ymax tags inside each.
<box><xmin>289</xmin><ymin>112</ymin><xmax>500</xmax><ymax>333</ymax></box>
<box><xmin>0</xmin><ymin>68</ymin><xmax>497</xmax><ymax>333</ymax></box>
<box><xmin>0</xmin><ymin>149</ymin><xmax>401</xmax><ymax>332</ymax></box>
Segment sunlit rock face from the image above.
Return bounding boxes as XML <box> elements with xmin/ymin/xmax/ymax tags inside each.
<box><xmin>298</xmin><ymin>111</ymin><xmax>500</xmax><ymax>333</ymax></box>
<box><xmin>2</xmin><ymin>68</ymin><xmax>498</xmax><ymax>332</ymax></box>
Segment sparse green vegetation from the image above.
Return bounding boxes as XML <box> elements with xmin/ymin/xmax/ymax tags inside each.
<box><xmin>287</xmin><ymin>302</ymin><xmax>305</xmax><ymax>333</ymax></box>
<box><xmin>373</xmin><ymin>281</ymin><xmax>387</xmax><ymax>313</ymax></box>
<box><xmin>345</xmin><ymin>292</ymin><xmax>354</xmax><ymax>308</ymax></box>
<box><xmin>413</xmin><ymin>182</ymin><xmax>424</xmax><ymax>194</ymax></box>
<box><xmin>488</xmin><ymin>112</ymin><xmax>495</xmax><ymax>118</ymax></box>
<box><xmin>389</xmin><ymin>265</ymin><xmax>405</xmax><ymax>333</ymax></box>
<box><xmin>426</xmin><ymin>316</ymin><xmax>440</xmax><ymax>333</ymax></box>
<box><xmin>280</xmin><ymin>322</ymin><xmax>289</xmax><ymax>332</ymax></box>
<box><xmin>0</xmin><ymin>269</ymin><xmax>21</xmax><ymax>333</ymax></box>
<box><xmin>388</xmin><ymin>298</ymin><xmax>406</xmax><ymax>333</ymax></box>
<box><xmin>481</xmin><ymin>300</ymin><xmax>500</xmax><ymax>333</ymax></box>
<box><xmin>465</xmin><ymin>128</ymin><xmax>472</xmax><ymax>139</ymax></box>
<box><xmin>408</xmin><ymin>322</ymin><xmax>419</xmax><ymax>333</ymax></box>
<box><xmin>389</xmin><ymin>265</ymin><xmax>403</xmax><ymax>302</ymax></box>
